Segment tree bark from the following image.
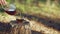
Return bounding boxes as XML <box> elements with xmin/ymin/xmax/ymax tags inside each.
<box><xmin>32</xmin><ymin>0</ymin><xmax>39</xmax><ymax>6</ymax></box>
<box><xmin>54</xmin><ymin>0</ymin><xmax>59</xmax><ymax>5</ymax></box>
<box><xmin>46</xmin><ymin>0</ymin><xmax>51</xmax><ymax>6</ymax></box>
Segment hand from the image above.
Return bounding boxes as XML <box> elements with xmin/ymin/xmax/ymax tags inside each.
<box><xmin>0</xmin><ymin>0</ymin><xmax>7</xmax><ymax>5</ymax></box>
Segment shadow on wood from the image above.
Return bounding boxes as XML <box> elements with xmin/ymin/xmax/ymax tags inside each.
<box><xmin>31</xmin><ymin>30</ymin><xmax>44</xmax><ymax>34</ymax></box>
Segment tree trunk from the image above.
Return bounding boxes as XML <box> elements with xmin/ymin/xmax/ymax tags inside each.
<box><xmin>32</xmin><ymin>0</ymin><xmax>39</xmax><ymax>6</ymax></box>
<box><xmin>46</xmin><ymin>0</ymin><xmax>51</xmax><ymax>6</ymax></box>
<box><xmin>54</xmin><ymin>0</ymin><xmax>59</xmax><ymax>5</ymax></box>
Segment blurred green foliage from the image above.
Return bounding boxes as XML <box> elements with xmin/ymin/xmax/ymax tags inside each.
<box><xmin>0</xmin><ymin>0</ymin><xmax>60</xmax><ymax>18</ymax></box>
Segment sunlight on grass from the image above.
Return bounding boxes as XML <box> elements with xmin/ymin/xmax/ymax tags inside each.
<box><xmin>0</xmin><ymin>0</ymin><xmax>60</xmax><ymax>19</ymax></box>
<box><xmin>12</xmin><ymin>0</ymin><xmax>60</xmax><ymax>18</ymax></box>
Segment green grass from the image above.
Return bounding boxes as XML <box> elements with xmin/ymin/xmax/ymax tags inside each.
<box><xmin>0</xmin><ymin>0</ymin><xmax>60</xmax><ymax>18</ymax></box>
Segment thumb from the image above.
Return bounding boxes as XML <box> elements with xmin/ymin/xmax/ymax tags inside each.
<box><xmin>2</xmin><ymin>0</ymin><xmax>7</xmax><ymax>5</ymax></box>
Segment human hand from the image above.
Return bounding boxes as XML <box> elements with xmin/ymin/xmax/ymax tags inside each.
<box><xmin>0</xmin><ymin>0</ymin><xmax>7</xmax><ymax>5</ymax></box>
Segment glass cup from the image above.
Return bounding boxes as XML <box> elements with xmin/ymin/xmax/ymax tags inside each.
<box><xmin>0</xmin><ymin>0</ymin><xmax>16</xmax><ymax>15</ymax></box>
<box><xmin>3</xmin><ymin>4</ymin><xmax>16</xmax><ymax>15</ymax></box>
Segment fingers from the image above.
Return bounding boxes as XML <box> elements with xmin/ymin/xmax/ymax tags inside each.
<box><xmin>0</xmin><ymin>0</ymin><xmax>7</xmax><ymax>5</ymax></box>
<box><xmin>0</xmin><ymin>0</ymin><xmax>1</xmax><ymax>4</ymax></box>
<box><xmin>0</xmin><ymin>0</ymin><xmax>2</xmax><ymax>5</ymax></box>
<box><xmin>3</xmin><ymin>0</ymin><xmax>7</xmax><ymax>5</ymax></box>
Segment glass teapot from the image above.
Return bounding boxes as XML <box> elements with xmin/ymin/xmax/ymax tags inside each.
<box><xmin>1</xmin><ymin>0</ymin><xmax>16</xmax><ymax>15</ymax></box>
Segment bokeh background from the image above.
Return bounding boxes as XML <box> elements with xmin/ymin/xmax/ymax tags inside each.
<box><xmin>0</xmin><ymin>0</ymin><xmax>60</xmax><ymax>34</ymax></box>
